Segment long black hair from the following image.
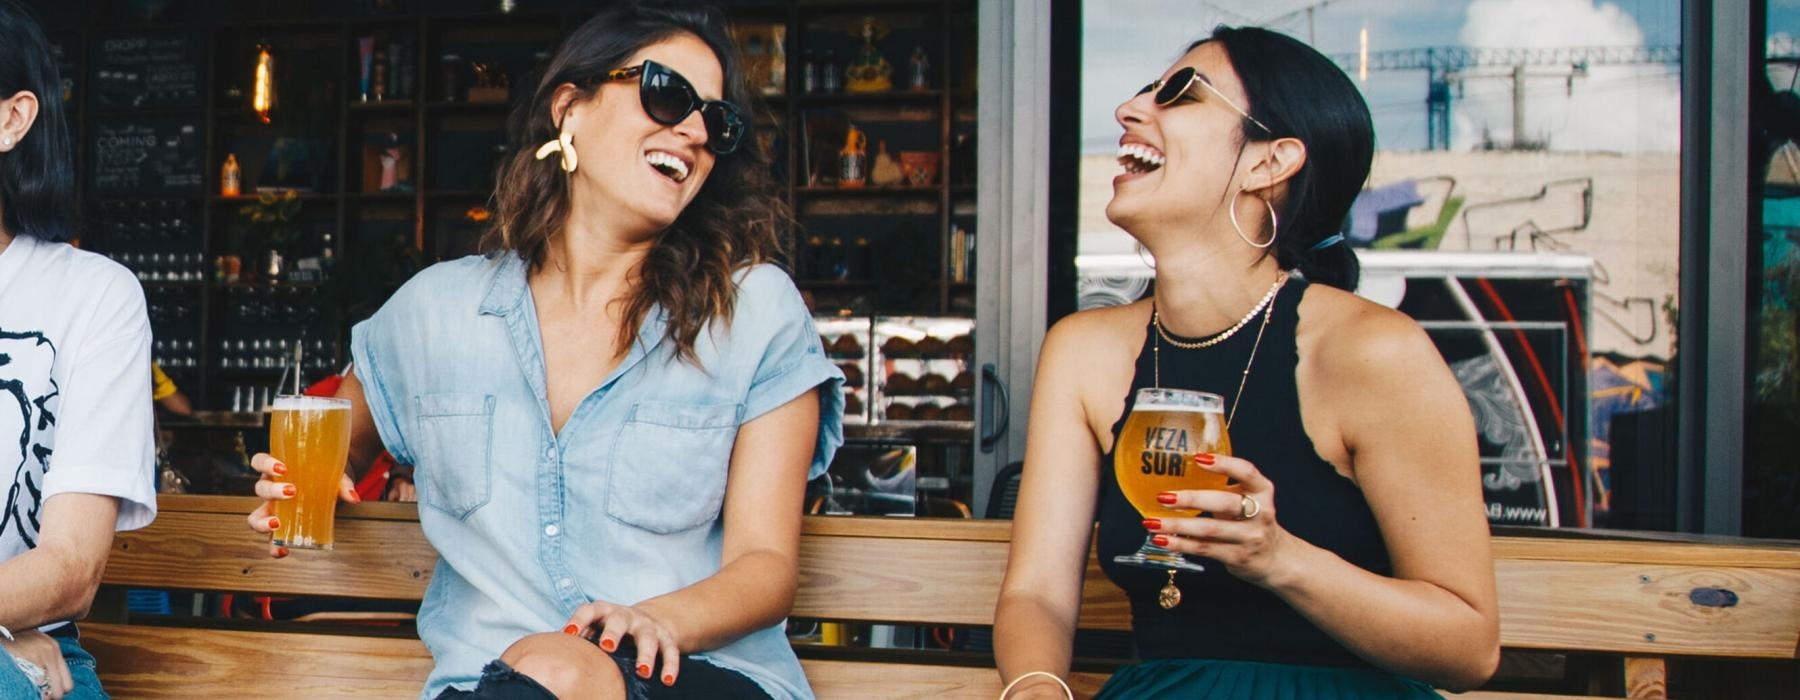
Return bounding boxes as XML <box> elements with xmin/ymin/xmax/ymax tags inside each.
<box><xmin>1202</xmin><ymin>25</ymin><xmax>1372</xmax><ymax>291</ymax></box>
<box><xmin>0</xmin><ymin>0</ymin><xmax>76</xmax><ymax>243</ymax></box>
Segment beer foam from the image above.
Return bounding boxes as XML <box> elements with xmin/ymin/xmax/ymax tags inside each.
<box><xmin>272</xmin><ymin>395</ymin><xmax>351</xmax><ymax>411</ymax></box>
<box><xmin>1135</xmin><ymin>402</ymin><xmax>1224</xmax><ymax>413</ymax></box>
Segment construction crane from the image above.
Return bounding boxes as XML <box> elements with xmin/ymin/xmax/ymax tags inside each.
<box><xmin>1330</xmin><ymin>45</ymin><xmax>1680</xmax><ymax>150</ymax></box>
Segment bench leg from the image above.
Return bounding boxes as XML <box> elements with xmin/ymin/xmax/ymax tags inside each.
<box><xmin>1623</xmin><ymin>656</ymin><xmax>1667</xmax><ymax>699</ymax></box>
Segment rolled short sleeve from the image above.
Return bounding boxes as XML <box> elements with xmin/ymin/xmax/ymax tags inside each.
<box><xmin>41</xmin><ymin>273</ymin><xmax>157</xmax><ymax>532</ymax></box>
<box><xmin>351</xmin><ymin>304</ymin><xmax>417</xmax><ymax>467</ymax></box>
<box><xmin>739</xmin><ymin>268</ymin><xmax>845</xmax><ymax>481</ymax></box>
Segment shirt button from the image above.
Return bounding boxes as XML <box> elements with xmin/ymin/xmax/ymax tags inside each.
<box><xmin>545</xmin><ymin>524</ymin><xmax>560</xmax><ymax>537</ymax></box>
<box><xmin>544</xmin><ymin>445</ymin><xmax>557</xmax><ymax>460</ymax></box>
<box><xmin>557</xmin><ymin>578</ymin><xmax>573</xmax><ymax>589</ymax></box>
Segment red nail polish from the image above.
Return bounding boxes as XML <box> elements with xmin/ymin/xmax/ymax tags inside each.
<box><xmin>275</xmin><ymin>547</ymin><xmax>289</xmax><ymax>558</ymax></box>
<box><xmin>272</xmin><ymin>463</ymin><xmax>287</xmax><ymax>476</ymax></box>
<box><xmin>1142</xmin><ymin>518</ymin><xmax>1161</xmax><ymax>530</ymax></box>
<box><xmin>637</xmin><ymin>664</ymin><xmax>650</xmax><ymax>678</ymax></box>
<box><xmin>562</xmin><ymin>624</ymin><xmax>579</xmax><ymax>635</ymax></box>
<box><xmin>1196</xmin><ymin>453</ymin><xmax>1216</xmax><ymax>466</ymax></box>
<box><xmin>267</xmin><ymin>517</ymin><xmax>281</xmax><ymax>530</ymax></box>
<box><xmin>281</xmin><ymin>484</ymin><xmax>295</xmax><ymax>497</ymax></box>
<box><xmin>1152</xmin><ymin>535</ymin><xmax>1169</xmax><ymax>547</ymax></box>
<box><xmin>350</xmin><ymin>493</ymin><xmax>363</xmax><ymax>504</ymax></box>
<box><xmin>663</xmin><ymin>675</ymin><xmax>674</xmax><ymax>686</ymax></box>
<box><xmin>1155</xmin><ymin>493</ymin><xmax>1177</xmax><ymax>505</ymax></box>
<box><xmin>601</xmin><ymin>639</ymin><xmax>616</xmax><ymax>652</ymax></box>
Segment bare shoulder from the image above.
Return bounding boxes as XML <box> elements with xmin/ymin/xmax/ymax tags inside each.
<box><xmin>1040</xmin><ymin>300</ymin><xmax>1151</xmax><ymax>371</ymax></box>
<box><xmin>1296</xmin><ymin>283</ymin><xmax>1440</xmax><ymax>385</ymax></box>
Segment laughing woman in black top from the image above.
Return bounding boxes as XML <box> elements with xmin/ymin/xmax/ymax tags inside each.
<box><xmin>993</xmin><ymin>27</ymin><xmax>1498</xmax><ymax>699</ymax></box>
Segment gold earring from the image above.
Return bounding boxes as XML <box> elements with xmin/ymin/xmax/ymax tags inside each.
<box><xmin>1228</xmin><ymin>189</ymin><xmax>1277</xmax><ymax>249</ymax></box>
<box><xmin>534</xmin><ymin>130</ymin><xmax>577</xmax><ymax>173</ymax></box>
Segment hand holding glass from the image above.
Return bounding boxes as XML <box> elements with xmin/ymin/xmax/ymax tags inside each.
<box><xmin>268</xmin><ymin>395</ymin><xmax>352</xmax><ymax>549</ymax></box>
<box><xmin>1112</xmin><ymin>388</ymin><xmax>1232</xmax><ymax>572</ymax></box>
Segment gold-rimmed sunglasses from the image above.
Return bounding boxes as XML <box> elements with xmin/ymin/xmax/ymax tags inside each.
<box><xmin>1137</xmin><ymin>66</ymin><xmax>1272</xmax><ymax>134</ymax></box>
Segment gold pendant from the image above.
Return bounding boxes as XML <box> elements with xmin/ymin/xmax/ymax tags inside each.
<box><xmin>1158</xmin><ymin>569</ymin><xmax>1182</xmax><ymax>610</ymax></box>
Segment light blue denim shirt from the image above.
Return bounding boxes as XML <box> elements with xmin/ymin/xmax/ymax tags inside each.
<box><xmin>350</xmin><ymin>253</ymin><xmax>844</xmax><ymax>700</ymax></box>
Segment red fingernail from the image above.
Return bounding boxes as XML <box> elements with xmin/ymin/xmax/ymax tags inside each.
<box><xmin>637</xmin><ymin>664</ymin><xmax>650</xmax><ymax>678</ymax></box>
<box><xmin>1152</xmin><ymin>535</ymin><xmax>1169</xmax><ymax>547</ymax></box>
<box><xmin>272</xmin><ymin>463</ymin><xmax>287</xmax><ymax>476</ymax></box>
<box><xmin>1142</xmin><ymin>518</ymin><xmax>1161</xmax><ymax>530</ymax></box>
<box><xmin>267</xmin><ymin>517</ymin><xmax>281</xmax><ymax>530</ymax></box>
<box><xmin>601</xmin><ymin>639</ymin><xmax>616</xmax><ymax>652</ymax></box>
<box><xmin>1156</xmin><ymin>493</ymin><xmax>1177</xmax><ymax>505</ymax></box>
<box><xmin>350</xmin><ymin>492</ymin><xmax>363</xmax><ymax>504</ymax></box>
<box><xmin>663</xmin><ymin>675</ymin><xmax>674</xmax><ymax>686</ymax></box>
<box><xmin>275</xmin><ymin>547</ymin><xmax>290</xmax><ymax>558</ymax></box>
<box><xmin>1196</xmin><ymin>453</ymin><xmax>1216</xmax><ymax>466</ymax></box>
<box><xmin>281</xmin><ymin>484</ymin><xmax>296</xmax><ymax>497</ymax></box>
<box><xmin>562</xmin><ymin>624</ymin><xmax>579</xmax><ymax>635</ymax></box>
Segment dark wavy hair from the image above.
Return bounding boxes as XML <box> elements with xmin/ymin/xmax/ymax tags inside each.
<box><xmin>484</xmin><ymin>2</ymin><xmax>790</xmax><ymax>365</ymax></box>
<box><xmin>0</xmin><ymin>0</ymin><xmax>76</xmax><ymax>243</ymax></box>
<box><xmin>1201</xmin><ymin>25</ymin><xmax>1372</xmax><ymax>291</ymax></box>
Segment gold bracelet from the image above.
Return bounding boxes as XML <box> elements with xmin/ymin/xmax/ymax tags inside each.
<box><xmin>999</xmin><ymin>671</ymin><xmax>1073</xmax><ymax>700</ymax></box>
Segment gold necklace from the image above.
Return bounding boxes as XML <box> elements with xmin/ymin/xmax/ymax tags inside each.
<box><xmin>1152</xmin><ymin>276</ymin><xmax>1285</xmax><ymax>429</ymax></box>
<box><xmin>1152</xmin><ymin>276</ymin><xmax>1285</xmax><ymax>350</ymax></box>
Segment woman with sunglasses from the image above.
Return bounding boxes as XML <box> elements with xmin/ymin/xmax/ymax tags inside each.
<box><xmin>992</xmin><ymin>26</ymin><xmax>1498</xmax><ymax>699</ymax></box>
<box><xmin>242</xmin><ymin>4</ymin><xmax>842</xmax><ymax>699</ymax></box>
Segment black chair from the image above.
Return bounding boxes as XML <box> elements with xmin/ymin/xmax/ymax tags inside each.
<box><xmin>985</xmin><ymin>460</ymin><xmax>1026</xmax><ymax>519</ymax></box>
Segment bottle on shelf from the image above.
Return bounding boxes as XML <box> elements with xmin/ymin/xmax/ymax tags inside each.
<box><xmin>909</xmin><ymin>46</ymin><xmax>931</xmax><ymax>91</ymax></box>
<box><xmin>821</xmin><ymin>50</ymin><xmax>841</xmax><ymax>93</ymax></box>
<box><xmin>221</xmin><ymin>154</ymin><xmax>241</xmax><ymax>197</ymax></box>
<box><xmin>802</xmin><ymin>50</ymin><xmax>817</xmax><ymax>94</ymax></box>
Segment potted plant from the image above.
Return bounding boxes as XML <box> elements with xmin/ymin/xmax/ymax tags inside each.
<box><xmin>238</xmin><ymin>189</ymin><xmax>302</xmax><ymax>281</ymax></box>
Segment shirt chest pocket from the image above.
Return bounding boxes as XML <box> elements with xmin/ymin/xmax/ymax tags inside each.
<box><xmin>413</xmin><ymin>393</ymin><xmax>496</xmax><ymax>520</ymax></box>
<box><xmin>604</xmin><ymin>401</ymin><xmax>743</xmax><ymax>534</ymax></box>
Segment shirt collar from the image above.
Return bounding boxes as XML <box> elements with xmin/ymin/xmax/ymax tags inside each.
<box><xmin>478</xmin><ymin>252</ymin><xmax>527</xmax><ymax>317</ymax></box>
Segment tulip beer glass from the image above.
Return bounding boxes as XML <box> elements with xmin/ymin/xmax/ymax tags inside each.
<box><xmin>1112</xmin><ymin>388</ymin><xmax>1231</xmax><ymax>572</ymax></box>
<box><xmin>269</xmin><ymin>395</ymin><xmax>352</xmax><ymax>550</ymax></box>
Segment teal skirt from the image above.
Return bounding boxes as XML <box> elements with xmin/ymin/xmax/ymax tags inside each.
<box><xmin>1092</xmin><ymin>659</ymin><xmax>1441</xmax><ymax>700</ymax></box>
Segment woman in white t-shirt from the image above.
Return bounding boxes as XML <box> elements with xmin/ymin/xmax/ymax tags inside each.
<box><xmin>0</xmin><ymin>1</ymin><xmax>159</xmax><ymax>697</ymax></box>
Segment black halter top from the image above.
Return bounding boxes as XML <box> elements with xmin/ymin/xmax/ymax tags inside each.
<box><xmin>1095</xmin><ymin>277</ymin><xmax>1394</xmax><ymax>668</ymax></box>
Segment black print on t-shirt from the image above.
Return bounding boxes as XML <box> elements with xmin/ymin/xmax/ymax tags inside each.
<box><xmin>0</xmin><ymin>329</ymin><xmax>59</xmax><ymax>550</ymax></box>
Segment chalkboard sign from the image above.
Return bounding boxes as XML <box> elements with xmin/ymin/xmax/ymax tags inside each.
<box><xmin>89</xmin><ymin>32</ymin><xmax>202</xmax><ymax>111</ymax></box>
<box><xmin>89</xmin><ymin>118</ymin><xmax>204</xmax><ymax>197</ymax></box>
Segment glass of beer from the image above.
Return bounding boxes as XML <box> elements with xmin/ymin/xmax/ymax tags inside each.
<box><xmin>269</xmin><ymin>395</ymin><xmax>352</xmax><ymax>550</ymax></box>
<box><xmin>1112</xmin><ymin>388</ymin><xmax>1232</xmax><ymax>572</ymax></box>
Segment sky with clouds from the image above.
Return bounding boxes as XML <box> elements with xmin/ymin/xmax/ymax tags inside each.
<box><xmin>1080</xmin><ymin>0</ymin><xmax>1706</xmax><ymax>153</ymax></box>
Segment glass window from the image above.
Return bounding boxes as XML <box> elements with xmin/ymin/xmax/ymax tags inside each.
<box><xmin>1073</xmin><ymin>1</ymin><xmax>1684</xmax><ymax>529</ymax></box>
<box><xmin>1749</xmin><ymin>0</ymin><xmax>1800</xmax><ymax>539</ymax></box>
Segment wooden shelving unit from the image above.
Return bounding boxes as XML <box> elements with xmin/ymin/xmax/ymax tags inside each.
<box><xmin>55</xmin><ymin>0</ymin><xmax>979</xmax><ymax>414</ymax></box>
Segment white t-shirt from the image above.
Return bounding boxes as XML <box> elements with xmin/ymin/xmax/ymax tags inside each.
<box><xmin>0</xmin><ymin>233</ymin><xmax>157</xmax><ymax>572</ymax></box>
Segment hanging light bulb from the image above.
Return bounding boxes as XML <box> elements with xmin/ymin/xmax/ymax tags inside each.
<box><xmin>252</xmin><ymin>43</ymin><xmax>277</xmax><ymax>124</ymax></box>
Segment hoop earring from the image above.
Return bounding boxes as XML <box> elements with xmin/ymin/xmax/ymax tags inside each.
<box><xmin>1228</xmin><ymin>190</ymin><xmax>1277</xmax><ymax>249</ymax></box>
<box><xmin>534</xmin><ymin>130</ymin><xmax>578</xmax><ymax>173</ymax></box>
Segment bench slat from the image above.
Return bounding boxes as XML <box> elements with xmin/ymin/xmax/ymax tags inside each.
<box><xmin>102</xmin><ymin>499</ymin><xmax>1800</xmax><ymax>660</ymax></box>
<box><xmin>102</xmin><ymin>510</ymin><xmax>437</xmax><ymax>600</ymax></box>
<box><xmin>1496</xmin><ymin>561</ymin><xmax>1800</xmax><ymax>658</ymax></box>
<box><xmin>81</xmin><ymin>623</ymin><xmax>431</xmax><ymax>699</ymax></box>
<box><xmin>80</xmin><ymin>624</ymin><xmax>1606</xmax><ymax>700</ymax></box>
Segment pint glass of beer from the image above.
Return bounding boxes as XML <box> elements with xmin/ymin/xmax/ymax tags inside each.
<box><xmin>269</xmin><ymin>395</ymin><xmax>352</xmax><ymax>550</ymax></box>
<box><xmin>1112</xmin><ymin>388</ymin><xmax>1231</xmax><ymax>572</ymax></box>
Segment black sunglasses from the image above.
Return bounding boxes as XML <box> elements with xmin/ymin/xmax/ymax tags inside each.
<box><xmin>605</xmin><ymin>60</ymin><xmax>747</xmax><ymax>155</ymax></box>
<box><xmin>1137</xmin><ymin>66</ymin><xmax>1272</xmax><ymax>134</ymax></box>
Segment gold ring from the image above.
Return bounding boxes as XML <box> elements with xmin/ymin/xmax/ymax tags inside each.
<box><xmin>1238</xmin><ymin>494</ymin><xmax>1261</xmax><ymax>520</ymax></box>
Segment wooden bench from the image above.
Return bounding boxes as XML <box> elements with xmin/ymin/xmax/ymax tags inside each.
<box><xmin>82</xmin><ymin>495</ymin><xmax>1800</xmax><ymax>699</ymax></box>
